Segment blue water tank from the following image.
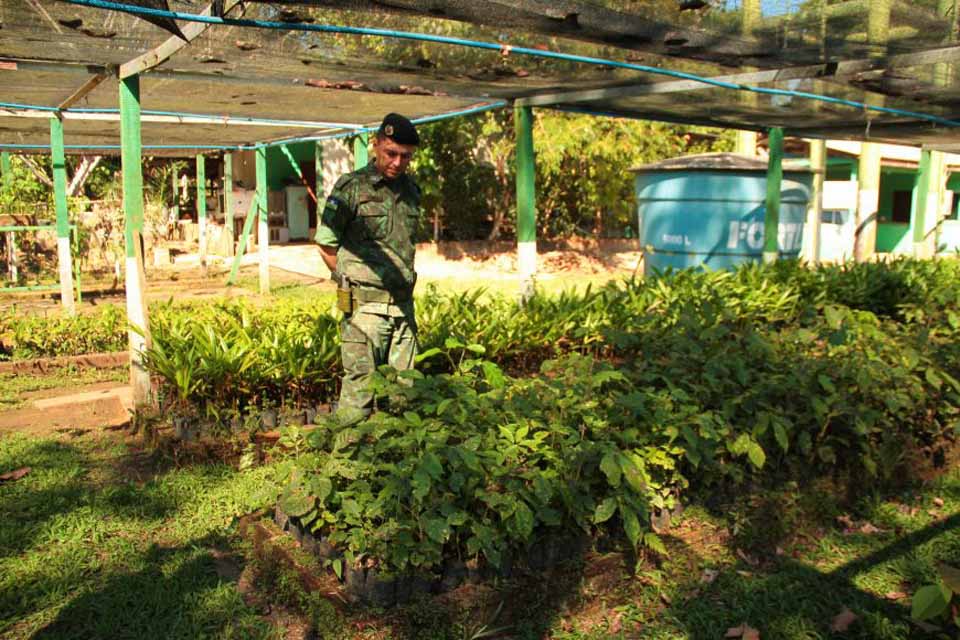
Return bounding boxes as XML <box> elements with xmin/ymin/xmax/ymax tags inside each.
<box><xmin>633</xmin><ymin>153</ymin><xmax>813</xmax><ymax>274</ymax></box>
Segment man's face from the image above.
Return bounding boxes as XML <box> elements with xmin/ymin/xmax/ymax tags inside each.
<box><xmin>373</xmin><ymin>135</ymin><xmax>416</xmax><ymax>180</ymax></box>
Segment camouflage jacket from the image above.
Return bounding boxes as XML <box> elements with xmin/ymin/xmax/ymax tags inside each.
<box><xmin>314</xmin><ymin>161</ymin><xmax>421</xmax><ymax>292</ymax></box>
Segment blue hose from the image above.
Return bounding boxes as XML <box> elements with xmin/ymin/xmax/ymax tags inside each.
<box><xmin>58</xmin><ymin>0</ymin><xmax>960</xmax><ymax>129</ymax></box>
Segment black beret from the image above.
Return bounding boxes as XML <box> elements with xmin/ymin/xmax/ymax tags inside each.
<box><xmin>378</xmin><ymin>112</ymin><xmax>419</xmax><ymax>146</ymax></box>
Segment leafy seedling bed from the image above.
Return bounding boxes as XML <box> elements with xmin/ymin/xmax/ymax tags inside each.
<box><xmin>272</xmin><ymin>504</ymin><xmax>590</xmax><ymax>609</ymax></box>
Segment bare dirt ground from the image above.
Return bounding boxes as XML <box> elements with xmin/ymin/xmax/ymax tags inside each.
<box><xmin>0</xmin><ymin>381</ymin><xmax>132</xmax><ymax>436</ymax></box>
<box><xmin>2</xmin><ymin>239</ymin><xmax>643</xmax><ymax>313</ymax></box>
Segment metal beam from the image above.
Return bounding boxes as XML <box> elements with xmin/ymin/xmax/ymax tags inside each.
<box><xmin>119</xmin><ymin>0</ymin><xmax>244</xmax><ymax>79</ymax></box>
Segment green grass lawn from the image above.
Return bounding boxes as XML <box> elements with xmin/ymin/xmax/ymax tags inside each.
<box><xmin>1</xmin><ymin>428</ymin><xmax>957</xmax><ymax>639</ymax></box>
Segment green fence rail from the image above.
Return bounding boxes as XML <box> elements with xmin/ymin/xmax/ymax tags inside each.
<box><xmin>1</xmin><ymin>223</ymin><xmax>81</xmax><ymax>301</ymax></box>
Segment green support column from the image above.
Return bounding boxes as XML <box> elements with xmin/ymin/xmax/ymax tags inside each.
<box><xmin>315</xmin><ymin>141</ymin><xmax>323</xmax><ymax>201</ymax></box>
<box><xmin>353</xmin><ymin>133</ymin><xmax>368</xmax><ymax>170</ymax></box>
<box><xmin>120</xmin><ymin>74</ymin><xmax>153</xmax><ymax>409</ymax></box>
<box><xmin>855</xmin><ymin>141</ymin><xmax>881</xmax><ymax>261</ymax></box>
<box><xmin>913</xmin><ymin>149</ymin><xmax>943</xmax><ymax>258</ymax></box>
<box><xmin>735</xmin><ymin>0</ymin><xmax>760</xmax><ymax>157</ymax></box>
<box><xmin>196</xmin><ymin>153</ymin><xmax>207</xmax><ymax>276</ymax></box>
<box><xmin>515</xmin><ymin>105</ymin><xmax>537</xmax><ymax>299</ymax></box>
<box><xmin>1</xmin><ymin>152</ymin><xmax>11</xmax><ymax>187</ymax></box>
<box><xmin>3</xmin><ymin>152</ymin><xmax>13</xmax><ymax>283</ymax></box>
<box><xmin>50</xmin><ymin>117</ymin><xmax>77</xmax><ymax>314</ymax></box>
<box><xmin>256</xmin><ymin>145</ymin><xmax>269</xmax><ymax>294</ymax></box>
<box><xmin>806</xmin><ymin>139</ymin><xmax>826</xmax><ymax>264</ymax></box>
<box><xmin>224</xmin><ymin>153</ymin><xmax>234</xmax><ymax>257</ymax></box>
<box><xmin>763</xmin><ymin>127</ymin><xmax>784</xmax><ymax>264</ymax></box>
<box><xmin>170</xmin><ymin>167</ymin><xmax>179</xmax><ymax>228</ymax></box>
<box><xmin>853</xmin><ymin>0</ymin><xmax>892</xmax><ymax>262</ymax></box>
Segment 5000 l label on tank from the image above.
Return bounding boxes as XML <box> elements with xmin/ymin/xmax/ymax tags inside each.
<box><xmin>726</xmin><ymin>221</ymin><xmax>803</xmax><ymax>252</ymax></box>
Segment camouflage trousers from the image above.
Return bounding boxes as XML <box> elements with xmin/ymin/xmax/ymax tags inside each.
<box><xmin>337</xmin><ymin>302</ymin><xmax>417</xmax><ymax>424</ymax></box>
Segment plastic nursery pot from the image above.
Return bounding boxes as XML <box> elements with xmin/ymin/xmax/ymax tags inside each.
<box><xmin>260</xmin><ymin>409</ymin><xmax>278</xmax><ymax>430</ymax></box>
<box><xmin>172</xmin><ymin>415</ymin><xmax>198</xmax><ymax>442</ymax></box>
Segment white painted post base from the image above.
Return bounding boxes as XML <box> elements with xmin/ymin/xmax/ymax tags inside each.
<box><xmin>199</xmin><ymin>216</ymin><xmax>208</xmax><ymax>277</ymax></box>
<box><xmin>913</xmin><ymin>241</ymin><xmax>933</xmax><ymax>260</ymax></box>
<box><xmin>258</xmin><ymin>217</ymin><xmax>270</xmax><ymax>294</ymax></box>
<box><xmin>6</xmin><ymin>232</ymin><xmax>16</xmax><ymax>283</ymax></box>
<box><xmin>518</xmin><ymin>240</ymin><xmax>537</xmax><ymax>302</ymax></box>
<box><xmin>57</xmin><ymin>236</ymin><xmax>76</xmax><ymax>315</ymax></box>
<box><xmin>125</xmin><ymin>233</ymin><xmax>153</xmax><ymax>408</ymax></box>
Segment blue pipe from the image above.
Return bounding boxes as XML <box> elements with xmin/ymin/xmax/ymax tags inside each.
<box><xmin>59</xmin><ymin>0</ymin><xmax>960</xmax><ymax>129</ymax></box>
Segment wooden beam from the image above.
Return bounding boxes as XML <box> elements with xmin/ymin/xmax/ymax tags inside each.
<box><xmin>58</xmin><ymin>73</ymin><xmax>109</xmax><ymax>111</ymax></box>
<box><xmin>119</xmin><ymin>0</ymin><xmax>244</xmax><ymax>79</ymax></box>
<box><xmin>0</xmin><ymin>107</ymin><xmax>337</xmax><ymax>130</ymax></box>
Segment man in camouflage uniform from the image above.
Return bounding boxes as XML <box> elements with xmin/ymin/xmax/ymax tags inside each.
<box><xmin>315</xmin><ymin>113</ymin><xmax>421</xmax><ymax>424</ymax></box>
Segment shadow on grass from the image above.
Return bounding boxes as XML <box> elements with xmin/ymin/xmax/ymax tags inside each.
<box><xmin>0</xmin><ymin>433</ymin><xmax>269</xmax><ymax>640</ymax></box>
<box><xmin>659</xmin><ymin>511</ymin><xmax>960</xmax><ymax>640</ymax></box>
<box><xmin>28</xmin><ymin>533</ymin><xmax>268</xmax><ymax>640</ymax></box>
<box><xmin>0</xmin><ymin>438</ymin><xmax>185</xmax><ymax>559</ymax></box>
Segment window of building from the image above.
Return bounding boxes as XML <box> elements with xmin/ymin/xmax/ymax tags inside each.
<box><xmin>891</xmin><ymin>190</ymin><xmax>913</xmax><ymax>224</ymax></box>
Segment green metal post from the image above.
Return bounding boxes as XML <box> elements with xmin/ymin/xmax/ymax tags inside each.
<box><xmin>72</xmin><ymin>226</ymin><xmax>82</xmax><ymax>304</ymax></box>
<box><xmin>855</xmin><ymin>141</ymin><xmax>881</xmax><ymax>261</ymax></box>
<box><xmin>120</xmin><ymin>73</ymin><xmax>153</xmax><ymax>408</ymax></box>
<box><xmin>224</xmin><ymin>153</ymin><xmax>234</xmax><ymax>257</ymax></box>
<box><xmin>763</xmin><ymin>127</ymin><xmax>784</xmax><ymax>264</ymax></box>
<box><xmin>256</xmin><ymin>145</ymin><xmax>269</xmax><ymax>294</ymax></box>
<box><xmin>1</xmin><ymin>152</ymin><xmax>11</xmax><ymax>187</ymax></box>
<box><xmin>50</xmin><ymin>117</ymin><xmax>76</xmax><ymax>314</ymax></box>
<box><xmin>280</xmin><ymin>143</ymin><xmax>317</xmax><ymax>202</ymax></box>
<box><xmin>353</xmin><ymin>133</ymin><xmax>368</xmax><ymax>170</ymax></box>
<box><xmin>913</xmin><ymin>149</ymin><xmax>943</xmax><ymax>258</ymax></box>
<box><xmin>806</xmin><ymin>139</ymin><xmax>826</xmax><ymax>264</ymax></box>
<box><xmin>227</xmin><ymin>197</ymin><xmax>259</xmax><ymax>285</ymax></box>
<box><xmin>735</xmin><ymin>0</ymin><xmax>760</xmax><ymax>157</ymax></box>
<box><xmin>515</xmin><ymin>105</ymin><xmax>537</xmax><ymax>298</ymax></box>
<box><xmin>315</xmin><ymin>141</ymin><xmax>323</xmax><ymax>202</ymax></box>
<box><xmin>913</xmin><ymin>150</ymin><xmax>932</xmax><ymax>254</ymax></box>
<box><xmin>170</xmin><ymin>166</ymin><xmax>179</xmax><ymax>227</ymax></box>
<box><xmin>196</xmin><ymin>153</ymin><xmax>207</xmax><ymax>276</ymax></box>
